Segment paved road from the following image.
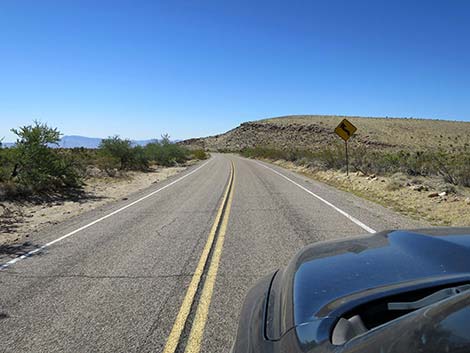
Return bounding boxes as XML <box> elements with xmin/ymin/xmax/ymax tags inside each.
<box><xmin>0</xmin><ymin>154</ymin><xmax>424</xmax><ymax>353</ymax></box>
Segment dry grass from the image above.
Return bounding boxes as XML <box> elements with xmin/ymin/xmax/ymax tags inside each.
<box><xmin>260</xmin><ymin>115</ymin><xmax>470</xmax><ymax>151</ymax></box>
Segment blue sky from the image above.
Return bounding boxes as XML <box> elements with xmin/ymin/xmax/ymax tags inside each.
<box><xmin>1</xmin><ymin>0</ymin><xmax>470</xmax><ymax>141</ymax></box>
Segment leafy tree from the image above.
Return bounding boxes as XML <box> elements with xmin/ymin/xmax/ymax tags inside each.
<box><xmin>0</xmin><ymin>138</ymin><xmax>8</xmax><ymax>182</ymax></box>
<box><xmin>131</xmin><ymin>145</ymin><xmax>150</xmax><ymax>171</ymax></box>
<box><xmin>98</xmin><ymin>136</ymin><xmax>134</xmax><ymax>170</ymax></box>
<box><xmin>10</xmin><ymin>121</ymin><xmax>81</xmax><ymax>193</ymax></box>
<box><xmin>98</xmin><ymin>136</ymin><xmax>149</xmax><ymax>171</ymax></box>
<box><xmin>144</xmin><ymin>134</ymin><xmax>189</xmax><ymax>167</ymax></box>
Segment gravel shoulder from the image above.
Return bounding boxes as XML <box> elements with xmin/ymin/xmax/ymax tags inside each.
<box><xmin>0</xmin><ymin>165</ymin><xmax>188</xmax><ymax>246</ymax></box>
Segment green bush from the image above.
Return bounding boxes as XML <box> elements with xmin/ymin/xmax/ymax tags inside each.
<box><xmin>131</xmin><ymin>145</ymin><xmax>150</xmax><ymax>171</ymax></box>
<box><xmin>436</xmin><ymin>152</ymin><xmax>470</xmax><ymax>187</ymax></box>
<box><xmin>144</xmin><ymin>135</ymin><xmax>190</xmax><ymax>167</ymax></box>
<box><xmin>240</xmin><ymin>145</ymin><xmax>470</xmax><ymax>188</ymax></box>
<box><xmin>99</xmin><ymin>136</ymin><xmax>136</xmax><ymax>170</ymax></box>
<box><xmin>53</xmin><ymin>147</ymin><xmax>99</xmax><ymax>178</ymax></box>
<box><xmin>98</xmin><ymin>136</ymin><xmax>149</xmax><ymax>171</ymax></box>
<box><xmin>192</xmin><ymin>149</ymin><xmax>209</xmax><ymax>160</ymax></box>
<box><xmin>94</xmin><ymin>153</ymin><xmax>120</xmax><ymax>176</ymax></box>
<box><xmin>8</xmin><ymin>121</ymin><xmax>82</xmax><ymax>193</ymax></box>
<box><xmin>0</xmin><ymin>123</ymin><xmax>203</xmax><ymax>200</ymax></box>
<box><xmin>97</xmin><ymin>134</ymin><xmax>191</xmax><ymax>170</ymax></box>
<box><xmin>0</xmin><ymin>146</ymin><xmax>17</xmax><ymax>182</ymax></box>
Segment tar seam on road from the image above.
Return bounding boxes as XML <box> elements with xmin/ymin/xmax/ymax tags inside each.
<box><xmin>0</xmin><ymin>159</ymin><xmax>213</xmax><ymax>271</ymax></box>
<box><xmin>254</xmin><ymin>160</ymin><xmax>376</xmax><ymax>234</ymax></box>
<box><xmin>163</xmin><ymin>161</ymin><xmax>235</xmax><ymax>353</ymax></box>
<box><xmin>184</xmin><ymin>162</ymin><xmax>235</xmax><ymax>353</ymax></box>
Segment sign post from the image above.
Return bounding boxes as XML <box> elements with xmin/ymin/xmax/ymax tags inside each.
<box><xmin>334</xmin><ymin>119</ymin><xmax>357</xmax><ymax>176</ymax></box>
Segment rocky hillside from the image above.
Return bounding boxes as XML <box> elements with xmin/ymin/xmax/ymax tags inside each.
<box><xmin>181</xmin><ymin>115</ymin><xmax>470</xmax><ymax>152</ymax></box>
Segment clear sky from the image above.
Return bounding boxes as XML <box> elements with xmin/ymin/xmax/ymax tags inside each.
<box><xmin>1</xmin><ymin>0</ymin><xmax>470</xmax><ymax>142</ymax></box>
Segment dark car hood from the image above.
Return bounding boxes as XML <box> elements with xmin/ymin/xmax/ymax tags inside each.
<box><xmin>266</xmin><ymin>227</ymin><xmax>470</xmax><ymax>341</ymax></box>
<box><xmin>340</xmin><ymin>290</ymin><xmax>470</xmax><ymax>353</ymax></box>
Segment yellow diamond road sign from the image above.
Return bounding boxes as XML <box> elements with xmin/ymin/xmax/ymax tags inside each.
<box><xmin>335</xmin><ymin>119</ymin><xmax>357</xmax><ymax>141</ymax></box>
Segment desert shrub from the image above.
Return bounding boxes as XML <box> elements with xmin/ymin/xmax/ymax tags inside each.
<box><xmin>9</xmin><ymin>121</ymin><xmax>82</xmax><ymax>193</ymax></box>
<box><xmin>438</xmin><ymin>183</ymin><xmax>457</xmax><ymax>194</ymax></box>
<box><xmin>401</xmin><ymin>151</ymin><xmax>435</xmax><ymax>176</ymax></box>
<box><xmin>131</xmin><ymin>145</ymin><xmax>150</xmax><ymax>171</ymax></box>
<box><xmin>144</xmin><ymin>135</ymin><xmax>190</xmax><ymax>167</ymax></box>
<box><xmin>192</xmin><ymin>149</ymin><xmax>209</xmax><ymax>160</ymax></box>
<box><xmin>98</xmin><ymin>135</ymin><xmax>190</xmax><ymax>170</ymax></box>
<box><xmin>98</xmin><ymin>136</ymin><xmax>149</xmax><ymax>171</ymax></box>
<box><xmin>350</xmin><ymin>148</ymin><xmax>467</xmax><ymax>179</ymax></box>
<box><xmin>0</xmin><ymin>180</ymin><xmax>18</xmax><ymax>199</ymax></box>
<box><xmin>94</xmin><ymin>154</ymin><xmax>120</xmax><ymax>176</ymax></box>
<box><xmin>57</xmin><ymin>147</ymin><xmax>97</xmax><ymax>177</ymax></box>
<box><xmin>240</xmin><ymin>145</ymin><xmax>470</xmax><ymax>188</ymax></box>
<box><xmin>312</xmin><ymin>146</ymin><xmax>344</xmax><ymax>170</ymax></box>
<box><xmin>0</xmin><ymin>146</ymin><xmax>17</xmax><ymax>182</ymax></box>
<box><xmin>436</xmin><ymin>152</ymin><xmax>470</xmax><ymax>187</ymax></box>
<box><xmin>242</xmin><ymin>146</ymin><xmax>343</xmax><ymax>169</ymax></box>
<box><xmin>98</xmin><ymin>136</ymin><xmax>135</xmax><ymax>170</ymax></box>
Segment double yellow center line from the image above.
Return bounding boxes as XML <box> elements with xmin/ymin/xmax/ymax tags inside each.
<box><xmin>163</xmin><ymin>161</ymin><xmax>235</xmax><ymax>353</ymax></box>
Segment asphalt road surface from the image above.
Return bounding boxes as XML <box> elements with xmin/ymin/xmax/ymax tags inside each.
<box><xmin>0</xmin><ymin>154</ymin><xmax>424</xmax><ymax>353</ymax></box>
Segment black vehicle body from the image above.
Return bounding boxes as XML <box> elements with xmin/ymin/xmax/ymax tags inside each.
<box><xmin>231</xmin><ymin>228</ymin><xmax>470</xmax><ymax>353</ymax></box>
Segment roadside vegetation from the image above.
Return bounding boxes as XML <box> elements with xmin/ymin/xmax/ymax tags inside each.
<box><xmin>241</xmin><ymin>145</ymin><xmax>470</xmax><ymax>188</ymax></box>
<box><xmin>240</xmin><ymin>145</ymin><xmax>470</xmax><ymax>226</ymax></box>
<box><xmin>0</xmin><ymin>121</ymin><xmax>208</xmax><ymax>200</ymax></box>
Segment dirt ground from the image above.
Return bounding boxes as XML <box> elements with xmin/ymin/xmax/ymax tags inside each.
<box><xmin>0</xmin><ymin>166</ymin><xmax>186</xmax><ymax>246</ymax></box>
<box><xmin>270</xmin><ymin>160</ymin><xmax>470</xmax><ymax>227</ymax></box>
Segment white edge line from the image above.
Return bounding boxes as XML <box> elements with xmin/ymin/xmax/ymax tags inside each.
<box><xmin>253</xmin><ymin>160</ymin><xmax>376</xmax><ymax>234</ymax></box>
<box><xmin>0</xmin><ymin>159</ymin><xmax>213</xmax><ymax>270</ymax></box>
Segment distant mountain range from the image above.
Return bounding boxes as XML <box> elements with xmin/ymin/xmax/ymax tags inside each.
<box><xmin>2</xmin><ymin>135</ymin><xmax>159</xmax><ymax>148</ymax></box>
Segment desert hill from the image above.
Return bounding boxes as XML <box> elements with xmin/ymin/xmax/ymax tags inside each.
<box><xmin>181</xmin><ymin>115</ymin><xmax>470</xmax><ymax>152</ymax></box>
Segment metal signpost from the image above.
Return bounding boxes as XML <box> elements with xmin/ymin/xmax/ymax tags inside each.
<box><xmin>334</xmin><ymin>119</ymin><xmax>357</xmax><ymax>176</ymax></box>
